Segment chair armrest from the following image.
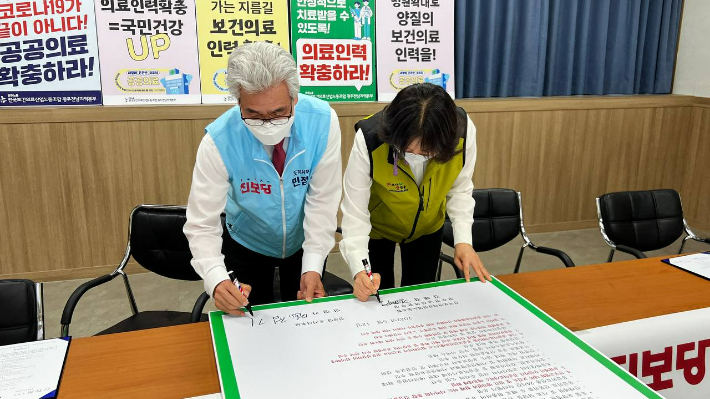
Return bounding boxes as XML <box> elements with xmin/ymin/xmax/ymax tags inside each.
<box><xmin>439</xmin><ymin>253</ymin><xmax>464</xmax><ymax>279</ymax></box>
<box><xmin>615</xmin><ymin>244</ymin><xmax>647</xmax><ymax>259</ymax></box>
<box><xmin>531</xmin><ymin>246</ymin><xmax>576</xmax><ymax>268</ymax></box>
<box><xmin>61</xmin><ymin>273</ymin><xmax>117</xmax><ymax>335</ymax></box>
<box><xmin>190</xmin><ymin>292</ymin><xmax>210</xmax><ymax>323</ymax></box>
<box><xmin>692</xmin><ymin>236</ymin><xmax>710</xmax><ymax>245</ymax></box>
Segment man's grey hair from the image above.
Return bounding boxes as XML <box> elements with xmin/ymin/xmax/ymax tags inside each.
<box><xmin>226</xmin><ymin>42</ymin><xmax>300</xmax><ymax>101</ymax></box>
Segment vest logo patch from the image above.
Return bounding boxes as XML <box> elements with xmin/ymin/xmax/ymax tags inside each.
<box><xmin>386</xmin><ymin>182</ymin><xmax>408</xmax><ymax>193</ymax></box>
<box><xmin>240</xmin><ymin>179</ymin><xmax>273</xmax><ymax>195</ymax></box>
<box><xmin>291</xmin><ymin>169</ymin><xmax>311</xmax><ymax>187</ymax></box>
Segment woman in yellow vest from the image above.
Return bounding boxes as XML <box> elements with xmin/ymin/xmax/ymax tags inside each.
<box><xmin>340</xmin><ymin>83</ymin><xmax>491</xmax><ymax>301</ymax></box>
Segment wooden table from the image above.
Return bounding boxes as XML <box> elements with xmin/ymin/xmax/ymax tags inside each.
<box><xmin>59</xmin><ymin>322</ymin><xmax>219</xmax><ymax>398</ymax></box>
<box><xmin>58</xmin><ymin>256</ymin><xmax>710</xmax><ymax>398</ymax></box>
<box><xmin>499</xmin><ymin>255</ymin><xmax>710</xmax><ymax>331</ymax></box>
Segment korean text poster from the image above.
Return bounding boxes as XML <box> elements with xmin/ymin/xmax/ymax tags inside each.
<box><xmin>291</xmin><ymin>0</ymin><xmax>376</xmax><ymax>102</ymax></box>
<box><xmin>196</xmin><ymin>0</ymin><xmax>290</xmax><ymax>104</ymax></box>
<box><xmin>376</xmin><ymin>0</ymin><xmax>454</xmax><ymax>101</ymax></box>
<box><xmin>0</xmin><ymin>0</ymin><xmax>102</xmax><ymax>106</ymax></box>
<box><xmin>94</xmin><ymin>0</ymin><xmax>201</xmax><ymax>105</ymax></box>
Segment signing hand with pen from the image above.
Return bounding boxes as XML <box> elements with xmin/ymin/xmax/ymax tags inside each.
<box><xmin>454</xmin><ymin>243</ymin><xmax>491</xmax><ymax>283</ymax></box>
<box><xmin>353</xmin><ymin>270</ymin><xmax>380</xmax><ymax>302</ymax></box>
<box><xmin>213</xmin><ymin>279</ymin><xmax>252</xmax><ymax>316</ymax></box>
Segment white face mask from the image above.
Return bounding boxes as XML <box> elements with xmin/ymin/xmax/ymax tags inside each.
<box><xmin>404</xmin><ymin>152</ymin><xmax>430</xmax><ymax>165</ymax></box>
<box><xmin>246</xmin><ymin>117</ymin><xmax>294</xmax><ymax>146</ymax></box>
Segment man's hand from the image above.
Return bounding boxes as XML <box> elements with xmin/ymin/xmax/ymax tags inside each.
<box><xmin>213</xmin><ymin>279</ymin><xmax>251</xmax><ymax>316</ymax></box>
<box><xmin>454</xmin><ymin>243</ymin><xmax>491</xmax><ymax>283</ymax></box>
<box><xmin>297</xmin><ymin>271</ymin><xmax>327</xmax><ymax>302</ymax></box>
<box><xmin>353</xmin><ymin>270</ymin><xmax>380</xmax><ymax>302</ymax></box>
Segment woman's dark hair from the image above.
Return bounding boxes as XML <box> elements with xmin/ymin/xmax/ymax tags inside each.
<box><xmin>379</xmin><ymin>83</ymin><xmax>463</xmax><ymax>163</ymax></box>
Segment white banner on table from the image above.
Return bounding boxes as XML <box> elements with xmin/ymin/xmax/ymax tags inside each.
<box><xmin>210</xmin><ymin>279</ymin><xmax>663</xmax><ymax>399</ymax></box>
<box><xmin>0</xmin><ymin>337</ymin><xmax>70</xmax><ymax>399</ymax></box>
<box><xmin>664</xmin><ymin>252</ymin><xmax>710</xmax><ymax>280</ymax></box>
<box><xmin>577</xmin><ymin>307</ymin><xmax>710</xmax><ymax>399</ymax></box>
<box><xmin>375</xmin><ymin>0</ymin><xmax>455</xmax><ymax>101</ymax></box>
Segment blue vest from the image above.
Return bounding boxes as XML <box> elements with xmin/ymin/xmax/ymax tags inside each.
<box><xmin>207</xmin><ymin>94</ymin><xmax>331</xmax><ymax>258</ymax></box>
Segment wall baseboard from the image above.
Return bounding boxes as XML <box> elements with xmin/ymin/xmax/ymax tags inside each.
<box><xmin>686</xmin><ymin>218</ymin><xmax>710</xmax><ymax>234</ymax></box>
<box><xmin>524</xmin><ymin>220</ymin><xmax>598</xmax><ymax>234</ymax></box>
<box><xmin>0</xmin><ymin>263</ymin><xmax>149</xmax><ymax>282</ymax></box>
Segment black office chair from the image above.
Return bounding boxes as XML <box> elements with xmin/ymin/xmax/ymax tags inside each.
<box><xmin>61</xmin><ymin>205</ymin><xmax>352</xmax><ymax>336</ymax></box>
<box><xmin>273</xmin><ymin>261</ymin><xmax>353</xmax><ymax>301</ymax></box>
<box><xmin>596</xmin><ymin>189</ymin><xmax>710</xmax><ymax>261</ymax></box>
<box><xmin>0</xmin><ymin>279</ymin><xmax>43</xmax><ymax>346</ymax></box>
<box><xmin>438</xmin><ymin>189</ymin><xmax>575</xmax><ymax>279</ymax></box>
<box><xmin>61</xmin><ymin>205</ymin><xmax>210</xmax><ymax>337</ymax></box>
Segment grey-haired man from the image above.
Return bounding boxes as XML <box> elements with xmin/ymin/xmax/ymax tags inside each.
<box><xmin>184</xmin><ymin>42</ymin><xmax>342</xmax><ymax>316</ymax></box>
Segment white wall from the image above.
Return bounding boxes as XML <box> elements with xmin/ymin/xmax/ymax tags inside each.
<box><xmin>673</xmin><ymin>0</ymin><xmax>710</xmax><ymax>97</ymax></box>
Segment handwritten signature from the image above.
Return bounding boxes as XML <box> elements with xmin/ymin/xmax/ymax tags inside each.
<box><xmin>381</xmin><ymin>298</ymin><xmax>409</xmax><ymax>307</ymax></box>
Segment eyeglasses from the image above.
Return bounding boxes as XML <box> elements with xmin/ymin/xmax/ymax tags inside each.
<box><xmin>241</xmin><ymin>106</ymin><xmax>294</xmax><ymax>126</ymax></box>
<box><xmin>393</xmin><ymin>146</ymin><xmax>434</xmax><ymax>159</ymax></box>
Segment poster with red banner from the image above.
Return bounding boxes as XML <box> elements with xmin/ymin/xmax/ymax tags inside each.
<box><xmin>0</xmin><ymin>0</ymin><xmax>102</xmax><ymax>106</ymax></box>
<box><xmin>290</xmin><ymin>0</ymin><xmax>376</xmax><ymax>102</ymax></box>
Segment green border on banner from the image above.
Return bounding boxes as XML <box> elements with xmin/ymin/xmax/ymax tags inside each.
<box><xmin>209</xmin><ymin>277</ymin><xmax>663</xmax><ymax>399</ymax></box>
<box><xmin>491</xmin><ymin>279</ymin><xmax>663</xmax><ymax>399</ymax></box>
<box><xmin>209</xmin><ymin>313</ymin><xmax>240</xmax><ymax>399</ymax></box>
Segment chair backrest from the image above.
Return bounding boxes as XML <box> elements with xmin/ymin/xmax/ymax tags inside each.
<box><xmin>0</xmin><ymin>279</ymin><xmax>42</xmax><ymax>345</ymax></box>
<box><xmin>128</xmin><ymin>205</ymin><xmax>202</xmax><ymax>281</ymax></box>
<box><xmin>598</xmin><ymin>189</ymin><xmax>684</xmax><ymax>252</ymax></box>
<box><xmin>443</xmin><ymin>188</ymin><xmax>521</xmax><ymax>252</ymax></box>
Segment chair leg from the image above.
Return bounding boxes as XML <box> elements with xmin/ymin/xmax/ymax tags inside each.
<box><xmin>119</xmin><ymin>271</ymin><xmax>139</xmax><ymax>315</ymax></box>
<box><xmin>607</xmin><ymin>248</ymin><xmax>615</xmax><ymax>263</ymax></box>
<box><xmin>513</xmin><ymin>245</ymin><xmax>526</xmax><ymax>274</ymax></box>
<box><xmin>678</xmin><ymin>236</ymin><xmax>690</xmax><ymax>254</ymax></box>
<box><xmin>436</xmin><ymin>257</ymin><xmax>443</xmax><ymax>281</ymax></box>
<box><xmin>35</xmin><ymin>282</ymin><xmax>44</xmax><ymax>341</ymax></box>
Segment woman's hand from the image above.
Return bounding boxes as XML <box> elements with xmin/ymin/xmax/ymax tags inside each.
<box><xmin>454</xmin><ymin>243</ymin><xmax>491</xmax><ymax>282</ymax></box>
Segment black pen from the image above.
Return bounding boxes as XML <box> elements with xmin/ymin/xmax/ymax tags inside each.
<box><xmin>228</xmin><ymin>271</ymin><xmax>253</xmax><ymax>316</ymax></box>
<box><xmin>362</xmin><ymin>259</ymin><xmax>381</xmax><ymax>303</ymax></box>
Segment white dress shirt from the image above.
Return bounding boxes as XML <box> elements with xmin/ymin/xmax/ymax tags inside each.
<box><xmin>339</xmin><ymin>116</ymin><xmax>477</xmax><ymax>278</ymax></box>
<box><xmin>184</xmin><ymin>109</ymin><xmax>343</xmax><ymax>297</ymax></box>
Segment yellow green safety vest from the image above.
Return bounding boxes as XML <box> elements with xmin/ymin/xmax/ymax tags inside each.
<box><xmin>355</xmin><ymin>108</ymin><xmax>467</xmax><ymax>243</ymax></box>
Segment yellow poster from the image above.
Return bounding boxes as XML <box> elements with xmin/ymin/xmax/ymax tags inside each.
<box><xmin>196</xmin><ymin>0</ymin><xmax>291</xmax><ymax>103</ymax></box>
